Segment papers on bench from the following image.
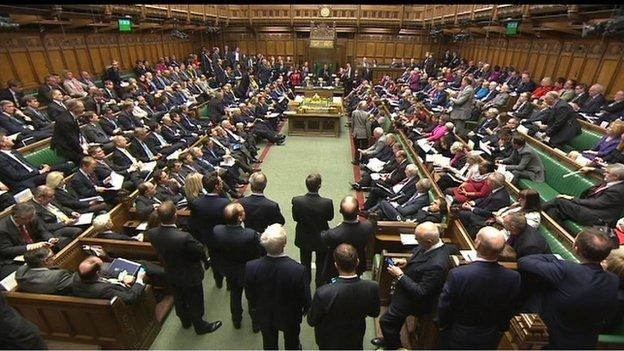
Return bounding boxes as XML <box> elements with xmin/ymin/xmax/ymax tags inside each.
<box><xmin>108</xmin><ymin>172</ymin><xmax>125</xmax><ymax>190</ymax></box>
<box><xmin>13</xmin><ymin>188</ymin><xmax>32</xmax><ymax>203</ymax></box>
<box><xmin>80</xmin><ymin>195</ymin><xmax>104</xmax><ymax>203</ymax></box>
<box><xmin>140</xmin><ymin>161</ymin><xmax>157</xmax><ymax>173</ymax></box>
<box><xmin>266</xmin><ymin>112</ymin><xmax>280</xmax><ymax>118</ymax></box>
<box><xmin>106</xmin><ymin>258</ymin><xmax>142</xmax><ymax>279</ymax></box>
<box><xmin>574</xmin><ymin>155</ymin><xmax>592</xmax><ymax>167</ymax></box>
<box><xmin>332</xmin><ymin>96</ymin><xmax>342</xmax><ymax>104</ymax></box>
<box><xmin>167</xmin><ymin>149</ymin><xmax>183</xmax><ymax>160</ymax></box>
<box><xmin>294</xmin><ymin>95</ymin><xmax>304</xmax><ymax>103</ymax></box>
<box><xmin>579</xmin><ymin>113</ymin><xmax>599</xmax><ymax>122</ymax></box>
<box><xmin>371</xmin><ymin>173</ymin><xmax>381</xmax><ymax>181</ymax></box>
<box><xmin>0</xmin><ymin>271</ymin><xmax>18</xmax><ymax>291</ymax></box>
<box><xmin>220</xmin><ymin>156</ymin><xmax>235</xmax><ymax>167</ymax></box>
<box><xmin>496</xmin><ymin>164</ymin><xmax>515</xmax><ymax>183</ymax></box>
<box><xmin>73</xmin><ymin>212</ymin><xmax>94</xmax><ymax>226</ymax></box>
<box><xmin>366</xmin><ymin>158</ymin><xmax>386</xmax><ymax>173</ymax></box>
<box><xmin>479</xmin><ymin>140</ymin><xmax>492</xmax><ymax>155</ymax></box>
<box><xmin>460</xmin><ymin>250</ymin><xmax>478</xmax><ymax>262</ymax></box>
<box><xmin>400</xmin><ymin>234</ymin><xmax>419</xmax><ymax>245</ymax></box>
<box><xmin>516</xmin><ymin>124</ymin><xmax>529</xmax><ymax>135</ymax></box>
<box><xmin>416</xmin><ymin>138</ymin><xmax>434</xmax><ymax>153</ymax></box>
<box><xmin>136</xmin><ymin>222</ymin><xmax>148</xmax><ymax>231</ymax></box>
<box><xmin>426</xmin><ymin>154</ymin><xmax>450</xmax><ymax>168</ymax></box>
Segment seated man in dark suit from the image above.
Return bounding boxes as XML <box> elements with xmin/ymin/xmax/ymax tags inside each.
<box><xmin>130</xmin><ymin>127</ymin><xmax>163</xmax><ymax>164</ymax></box>
<box><xmin>543</xmin><ymin>163</ymin><xmax>624</xmax><ymax>228</ymax></box>
<box><xmin>376</xmin><ymin>178</ymin><xmax>431</xmax><ymax>221</ymax></box>
<box><xmin>437</xmin><ymin>226</ymin><xmax>521</xmax><ymax>349</ymax></box>
<box><xmin>239</xmin><ymin>172</ymin><xmax>285</xmax><ymax>234</ymax></box>
<box><xmin>15</xmin><ymin>246</ymin><xmax>74</xmax><ymax>294</ymax></box>
<box><xmin>0</xmin><ymin>203</ymin><xmax>68</xmax><ymax>279</ymax></box>
<box><xmin>134</xmin><ymin>182</ymin><xmax>162</xmax><ymax>221</ymax></box>
<box><xmin>0</xmin><ymin>132</ymin><xmax>72</xmax><ymax>192</ymax></box>
<box><xmin>458</xmin><ymin>172</ymin><xmax>511</xmax><ymax>236</ymax></box>
<box><xmin>0</xmin><ymin>80</ymin><xmax>25</xmax><ymax>107</ymax></box>
<box><xmin>71</xmin><ymin>255</ymin><xmax>146</xmax><ymax>305</ymax></box>
<box><xmin>244</xmin><ymin>223</ymin><xmax>311</xmax><ymax>349</ymax></box>
<box><xmin>145</xmin><ymin>122</ymin><xmax>185</xmax><ymax>157</ymax></box>
<box><xmin>499</xmin><ymin>213</ymin><xmax>551</xmax><ymax>261</ymax></box>
<box><xmin>29</xmin><ymin>185</ymin><xmax>83</xmax><ymax>242</ymax></box>
<box><xmin>212</xmin><ymin>203</ymin><xmax>262</xmax><ymax>329</ymax></box>
<box><xmin>363</xmin><ymin>163</ymin><xmax>419</xmax><ymax>212</ymax></box>
<box><xmin>307</xmin><ymin>243</ymin><xmax>380</xmax><ymax>350</ymax></box>
<box><xmin>518</xmin><ymin>229</ymin><xmax>619</xmax><ymax>349</ymax></box>
<box><xmin>21</xmin><ymin>96</ymin><xmax>53</xmax><ymax>130</ymax></box>
<box><xmin>542</xmin><ymin>91</ymin><xmax>581</xmax><ymax>149</ymax></box>
<box><xmin>88</xmin><ymin>145</ymin><xmax>143</xmax><ymax>191</ymax></box>
<box><xmin>320</xmin><ymin>196</ymin><xmax>374</xmax><ymax>284</ymax></box>
<box><xmin>372</xmin><ymin>221</ymin><xmax>457</xmax><ymax>349</ymax></box>
<box><xmin>0</xmin><ymin>100</ymin><xmax>51</xmax><ymax>145</ymax></box>
<box><xmin>82</xmin><ymin>111</ymin><xmax>114</xmax><ymax>152</ymax></box>
<box><xmin>69</xmin><ymin>156</ymin><xmax>117</xmax><ymax>203</ymax></box>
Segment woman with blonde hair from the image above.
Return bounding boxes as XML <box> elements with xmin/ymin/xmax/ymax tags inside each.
<box><xmin>184</xmin><ymin>172</ymin><xmax>204</xmax><ymax>202</ymax></box>
<box><xmin>46</xmin><ymin>171</ymin><xmax>109</xmax><ymax>213</ymax></box>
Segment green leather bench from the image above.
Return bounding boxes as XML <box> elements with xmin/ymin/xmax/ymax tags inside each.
<box><xmin>517</xmin><ymin>147</ymin><xmax>597</xmax><ymax>203</ymax></box>
<box><xmin>197</xmin><ymin>104</ymin><xmax>210</xmax><ymax>120</ymax></box>
<box><xmin>23</xmin><ymin>146</ymin><xmax>68</xmax><ymax>167</ymax></box>
<box><xmin>563</xmin><ymin>128</ymin><xmax>603</xmax><ymax>153</ymax></box>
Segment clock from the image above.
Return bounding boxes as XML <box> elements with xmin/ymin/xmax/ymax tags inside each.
<box><xmin>320</xmin><ymin>7</ymin><xmax>331</xmax><ymax>17</ymax></box>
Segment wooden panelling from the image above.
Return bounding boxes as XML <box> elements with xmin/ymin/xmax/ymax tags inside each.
<box><xmin>0</xmin><ymin>31</ymin><xmax>194</xmax><ymax>89</ymax></box>
<box><xmin>456</xmin><ymin>38</ymin><xmax>624</xmax><ymax>97</ymax></box>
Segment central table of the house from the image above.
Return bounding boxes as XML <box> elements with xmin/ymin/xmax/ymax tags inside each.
<box><xmin>287</xmin><ymin>86</ymin><xmax>344</xmax><ymax>137</ymax></box>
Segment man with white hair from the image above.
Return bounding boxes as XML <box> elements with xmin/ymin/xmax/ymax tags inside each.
<box><xmin>458</xmin><ymin>172</ymin><xmax>511</xmax><ymax>235</ymax></box>
<box><xmin>437</xmin><ymin>226</ymin><xmax>521</xmax><ymax>349</ymax></box>
<box><xmin>577</xmin><ymin>83</ymin><xmax>606</xmax><ymax>114</ymax></box>
<box><xmin>244</xmin><ymin>224</ymin><xmax>311</xmax><ymax>349</ymax></box>
<box><xmin>355</xmin><ymin>127</ymin><xmax>386</xmax><ymax>165</ymax></box>
<box><xmin>542</xmin><ymin>90</ymin><xmax>581</xmax><ymax>149</ymax></box>
<box><xmin>372</xmin><ymin>221</ymin><xmax>456</xmax><ymax>349</ymax></box>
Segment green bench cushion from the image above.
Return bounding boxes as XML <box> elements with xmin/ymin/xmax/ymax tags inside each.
<box><xmin>516</xmin><ymin>179</ymin><xmax>559</xmax><ymax>202</ymax></box>
<box><xmin>567</xmin><ymin>128</ymin><xmax>603</xmax><ymax>152</ymax></box>
<box><xmin>563</xmin><ymin>219</ymin><xmax>584</xmax><ymax>236</ymax></box>
<box><xmin>23</xmin><ymin>147</ymin><xmax>66</xmax><ymax>167</ymax></box>
<box><xmin>197</xmin><ymin>105</ymin><xmax>210</xmax><ymax>120</ymax></box>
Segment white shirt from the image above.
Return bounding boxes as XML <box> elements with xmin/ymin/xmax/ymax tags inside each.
<box><xmin>116</xmin><ymin>147</ymin><xmax>138</xmax><ymax>164</ymax></box>
<box><xmin>424</xmin><ymin>240</ymin><xmax>444</xmax><ymax>253</ymax></box>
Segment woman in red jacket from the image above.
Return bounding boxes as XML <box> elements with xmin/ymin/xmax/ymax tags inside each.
<box><xmin>450</xmin><ymin>161</ymin><xmax>495</xmax><ymax>203</ymax></box>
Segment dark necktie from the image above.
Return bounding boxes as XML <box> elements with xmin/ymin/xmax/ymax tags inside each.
<box><xmin>19</xmin><ymin>224</ymin><xmax>33</xmax><ymax>244</ymax></box>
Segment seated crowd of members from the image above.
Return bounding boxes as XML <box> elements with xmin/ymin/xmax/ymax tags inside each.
<box><xmin>2</xmin><ymin>47</ymin><xmax>624</xmax><ymax>350</ymax></box>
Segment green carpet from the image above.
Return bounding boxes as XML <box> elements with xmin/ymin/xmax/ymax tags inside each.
<box><xmin>150</xmin><ymin>118</ymin><xmax>378</xmax><ymax>349</ymax></box>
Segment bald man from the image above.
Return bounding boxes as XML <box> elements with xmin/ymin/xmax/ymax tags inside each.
<box><xmin>212</xmin><ymin>202</ymin><xmax>262</xmax><ymax>330</ymax></box>
<box><xmin>372</xmin><ymin>222</ymin><xmax>456</xmax><ymax>349</ymax></box>
<box><xmin>320</xmin><ymin>196</ymin><xmax>374</xmax><ymax>284</ymax></box>
<box><xmin>71</xmin><ymin>256</ymin><xmax>146</xmax><ymax>305</ymax></box>
<box><xmin>437</xmin><ymin>227</ymin><xmax>521</xmax><ymax>349</ymax></box>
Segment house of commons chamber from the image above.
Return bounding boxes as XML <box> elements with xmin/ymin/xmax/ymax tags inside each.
<box><xmin>2</xmin><ymin>3</ymin><xmax>624</xmax><ymax>350</ymax></box>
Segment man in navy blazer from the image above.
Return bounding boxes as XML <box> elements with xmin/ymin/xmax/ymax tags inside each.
<box><xmin>244</xmin><ymin>224</ymin><xmax>311</xmax><ymax>349</ymax></box>
<box><xmin>372</xmin><ymin>222</ymin><xmax>457</xmax><ymax>349</ymax></box>
<box><xmin>291</xmin><ymin>173</ymin><xmax>334</xmax><ymax>288</ymax></box>
<box><xmin>239</xmin><ymin>172</ymin><xmax>285</xmax><ymax>233</ymax></box>
<box><xmin>376</xmin><ymin>178</ymin><xmax>431</xmax><ymax>221</ymax></box>
<box><xmin>437</xmin><ymin>226</ymin><xmax>521</xmax><ymax>349</ymax></box>
<box><xmin>212</xmin><ymin>203</ymin><xmax>262</xmax><ymax>329</ymax></box>
<box><xmin>188</xmin><ymin>173</ymin><xmax>230</xmax><ymax>288</ymax></box>
<box><xmin>458</xmin><ymin>172</ymin><xmax>511</xmax><ymax>235</ymax></box>
<box><xmin>518</xmin><ymin>229</ymin><xmax>619</xmax><ymax>349</ymax></box>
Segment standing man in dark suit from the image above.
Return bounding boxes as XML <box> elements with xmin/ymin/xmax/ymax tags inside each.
<box><xmin>437</xmin><ymin>226</ymin><xmax>521</xmax><ymax>349</ymax></box>
<box><xmin>51</xmin><ymin>99</ymin><xmax>86</xmax><ymax>165</ymax></box>
<box><xmin>0</xmin><ymin>203</ymin><xmax>64</xmax><ymax>279</ymax></box>
<box><xmin>188</xmin><ymin>173</ymin><xmax>230</xmax><ymax>288</ymax></box>
<box><xmin>240</xmin><ymin>172</ymin><xmax>285</xmax><ymax>233</ymax></box>
<box><xmin>244</xmin><ymin>224</ymin><xmax>311</xmax><ymax>349</ymax></box>
<box><xmin>372</xmin><ymin>221</ymin><xmax>456</xmax><ymax>350</ymax></box>
<box><xmin>320</xmin><ymin>196</ymin><xmax>374</xmax><ymax>283</ymax></box>
<box><xmin>292</xmin><ymin>173</ymin><xmax>334</xmax><ymax>288</ymax></box>
<box><xmin>542</xmin><ymin>91</ymin><xmax>581</xmax><ymax>149</ymax></box>
<box><xmin>308</xmin><ymin>243</ymin><xmax>380</xmax><ymax>349</ymax></box>
<box><xmin>148</xmin><ymin>201</ymin><xmax>223</xmax><ymax>335</ymax></box>
<box><xmin>518</xmin><ymin>229</ymin><xmax>619</xmax><ymax>349</ymax></box>
<box><xmin>212</xmin><ymin>203</ymin><xmax>262</xmax><ymax>329</ymax></box>
<box><xmin>543</xmin><ymin>163</ymin><xmax>624</xmax><ymax>227</ymax></box>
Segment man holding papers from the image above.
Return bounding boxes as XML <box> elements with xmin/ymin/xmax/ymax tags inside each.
<box><xmin>496</xmin><ymin>136</ymin><xmax>545</xmax><ymax>184</ymax></box>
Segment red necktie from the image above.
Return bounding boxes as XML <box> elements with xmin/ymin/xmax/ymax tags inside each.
<box><xmin>20</xmin><ymin>225</ymin><xmax>33</xmax><ymax>244</ymax></box>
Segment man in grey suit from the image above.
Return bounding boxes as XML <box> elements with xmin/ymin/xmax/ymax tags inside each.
<box><xmin>15</xmin><ymin>246</ymin><xmax>73</xmax><ymax>294</ymax></box>
<box><xmin>351</xmin><ymin>101</ymin><xmax>371</xmax><ymax>164</ymax></box>
<box><xmin>357</xmin><ymin>128</ymin><xmax>388</xmax><ymax>165</ymax></box>
<box><xmin>498</xmin><ymin>136</ymin><xmax>545</xmax><ymax>184</ymax></box>
<box><xmin>449</xmin><ymin>77</ymin><xmax>475</xmax><ymax>137</ymax></box>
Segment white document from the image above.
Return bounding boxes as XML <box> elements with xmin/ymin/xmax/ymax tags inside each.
<box><xmin>220</xmin><ymin>157</ymin><xmax>235</xmax><ymax>167</ymax></box>
<box><xmin>108</xmin><ymin>172</ymin><xmax>124</xmax><ymax>190</ymax></box>
<box><xmin>479</xmin><ymin>140</ymin><xmax>492</xmax><ymax>155</ymax></box>
<box><xmin>13</xmin><ymin>188</ymin><xmax>32</xmax><ymax>203</ymax></box>
<box><xmin>366</xmin><ymin>158</ymin><xmax>386</xmax><ymax>173</ymax></box>
<box><xmin>7</xmin><ymin>133</ymin><xmax>20</xmax><ymax>141</ymax></box>
<box><xmin>167</xmin><ymin>149</ymin><xmax>183</xmax><ymax>160</ymax></box>
<box><xmin>266</xmin><ymin>112</ymin><xmax>280</xmax><ymax>118</ymax></box>
<box><xmin>136</xmin><ymin>222</ymin><xmax>148</xmax><ymax>231</ymax></box>
<box><xmin>0</xmin><ymin>271</ymin><xmax>18</xmax><ymax>291</ymax></box>
<box><xmin>140</xmin><ymin>161</ymin><xmax>157</xmax><ymax>172</ymax></box>
<box><xmin>467</xmin><ymin>139</ymin><xmax>475</xmax><ymax>150</ymax></box>
<box><xmin>575</xmin><ymin>155</ymin><xmax>592</xmax><ymax>167</ymax></box>
<box><xmin>390</xmin><ymin>201</ymin><xmax>399</xmax><ymax>208</ymax></box>
<box><xmin>371</xmin><ymin>173</ymin><xmax>381</xmax><ymax>181</ymax></box>
<box><xmin>400</xmin><ymin>234</ymin><xmax>419</xmax><ymax>245</ymax></box>
<box><xmin>416</xmin><ymin>138</ymin><xmax>433</xmax><ymax>153</ymax></box>
<box><xmin>74</xmin><ymin>212</ymin><xmax>94</xmax><ymax>226</ymax></box>
<box><xmin>294</xmin><ymin>95</ymin><xmax>304</xmax><ymax>103</ymax></box>
<box><xmin>425</xmin><ymin>154</ymin><xmax>435</xmax><ymax>163</ymax></box>
<box><xmin>332</xmin><ymin>96</ymin><xmax>342</xmax><ymax>104</ymax></box>
<box><xmin>433</xmin><ymin>155</ymin><xmax>451</xmax><ymax>168</ymax></box>
<box><xmin>460</xmin><ymin>250</ymin><xmax>478</xmax><ymax>262</ymax></box>
<box><xmin>516</xmin><ymin>124</ymin><xmax>529</xmax><ymax>135</ymax></box>
<box><xmin>80</xmin><ymin>195</ymin><xmax>104</xmax><ymax>203</ymax></box>
<box><xmin>600</xmin><ymin>121</ymin><xmax>609</xmax><ymax>128</ymax></box>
